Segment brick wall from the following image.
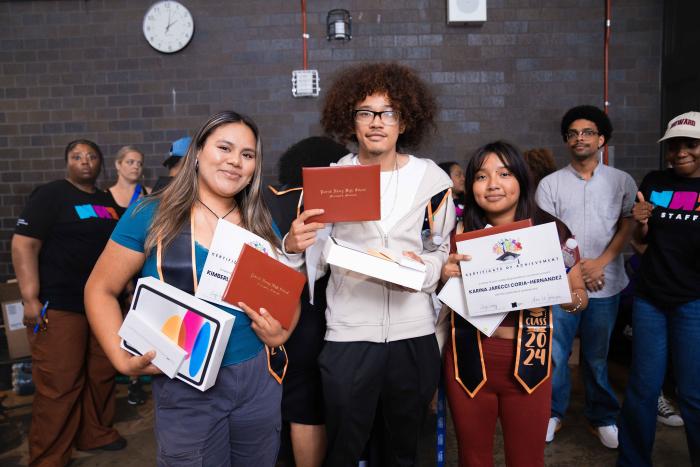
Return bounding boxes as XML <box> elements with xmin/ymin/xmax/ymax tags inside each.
<box><xmin>0</xmin><ymin>0</ymin><xmax>663</xmax><ymax>280</ymax></box>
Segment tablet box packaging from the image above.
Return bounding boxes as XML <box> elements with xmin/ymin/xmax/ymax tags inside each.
<box><xmin>119</xmin><ymin>276</ymin><xmax>235</xmax><ymax>391</ymax></box>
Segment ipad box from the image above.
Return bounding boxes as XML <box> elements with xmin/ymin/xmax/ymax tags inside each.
<box><xmin>119</xmin><ymin>277</ymin><xmax>235</xmax><ymax>391</ymax></box>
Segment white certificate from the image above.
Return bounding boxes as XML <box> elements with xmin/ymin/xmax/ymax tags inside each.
<box><xmin>195</xmin><ymin>219</ymin><xmax>273</xmax><ymax>307</ymax></box>
<box><xmin>456</xmin><ymin>222</ymin><xmax>571</xmax><ymax>316</ymax></box>
<box><xmin>437</xmin><ymin>277</ymin><xmax>507</xmax><ymax>337</ymax></box>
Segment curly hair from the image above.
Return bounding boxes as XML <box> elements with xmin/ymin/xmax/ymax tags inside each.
<box><xmin>522</xmin><ymin>148</ymin><xmax>557</xmax><ymax>187</ymax></box>
<box><xmin>277</xmin><ymin>136</ymin><xmax>349</xmax><ymax>186</ymax></box>
<box><xmin>560</xmin><ymin>105</ymin><xmax>613</xmax><ymax>145</ymax></box>
<box><xmin>321</xmin><ymin>62</ymin><xmax>437</xmax><ymax>150</ymax></box>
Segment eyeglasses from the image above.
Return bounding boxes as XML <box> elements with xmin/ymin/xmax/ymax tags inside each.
<box><xmin>353</xmin><ymin>109</ymin><xmax>400</xmax><ymax>125</ymax></box>
<box><xmin>565</xmin><ymin>129</ymin><xmax>599</xmax><ymax>140</ymax></box>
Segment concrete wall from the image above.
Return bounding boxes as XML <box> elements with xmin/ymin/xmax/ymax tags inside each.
<box><xmin>0</xmin><ymin>0</ymin><xmax>663</xmax><ymax>279</ymax></box>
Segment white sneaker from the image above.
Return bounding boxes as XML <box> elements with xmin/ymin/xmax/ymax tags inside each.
<box><xmin>657</xmin><ymin>394</ymin><xmax>684</xmax><ymax>427</ymax></box>
<box><xmin>545</xmin><ymin>417</ymin><xmax>561</xmax><ymax>443</ymax></box>
<box><xmin>594</xmin><ymin>424</ymin><xmax>619</xmax><ymax>449</ymax></box>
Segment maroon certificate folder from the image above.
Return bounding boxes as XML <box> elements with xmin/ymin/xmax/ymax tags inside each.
<box><xmin>222</xmin><ymin>244</ymin><xmax>305</xmax><ymax>330</ymax></box>
<box><xmin>302</xmin><ymin>165</ymin><xmax>381</xmax><ymax>223</ymax></box>
<box><xmin>455</xmin><ymin>219</ymin><xmax>533</xmax><ymax>243</ymax></box>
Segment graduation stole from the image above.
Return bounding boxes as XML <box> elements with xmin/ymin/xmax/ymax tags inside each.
<box><xmin>451</xmin><ymin>307</ymin><xmax>553</xmax><ymax>397</ymax></box>
<box><xmin>156</xmin><ymin>208</ymin><xmax>288</xmax><ymax>383</ymax></box>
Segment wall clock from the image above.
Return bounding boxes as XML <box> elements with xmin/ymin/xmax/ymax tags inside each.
<box><xmin>143</xmin><ymin>1</ymin><xmax>194</xmax><ymax>54</ymax></box>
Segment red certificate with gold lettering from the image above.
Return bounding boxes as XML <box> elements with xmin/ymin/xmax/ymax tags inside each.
<box><xmin>302</xmin><ymin>165</ymin><xmax>380</xmax><ymax>223</ymax></box>
<box><xmin>222</xmin><ymin>244</ymin><xmax>305</xmax><ymax>329</ymax></box>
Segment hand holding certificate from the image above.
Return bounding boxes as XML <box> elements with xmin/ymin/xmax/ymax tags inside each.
<box><xmin>455</xmin><ymin>220</ymin><xmax>572</xmax><ymax>316</ymax></box>
<box><xmin>222</xmin><ymin>244</ymin><xmax>305</xmax><ymax>330</ymax></box>
<box><xmin>302</xmin><ymin>165</ymin><xmax>380</xmax><ymax>223</ymax></box>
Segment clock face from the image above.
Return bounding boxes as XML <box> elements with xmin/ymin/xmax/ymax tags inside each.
<box><xmin>143</xmin><ymin>1</ymin><xmax>194</xmax><ymax>54</ymax></box>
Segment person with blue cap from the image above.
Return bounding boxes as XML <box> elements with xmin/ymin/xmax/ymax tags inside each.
<box><xmin>152</xmin><ymin>136</ymin><xmax>191</xmax><ymax>192</ymax></box>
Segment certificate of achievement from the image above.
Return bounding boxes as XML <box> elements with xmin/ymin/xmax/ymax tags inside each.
<box><xmin>437</xmin><ymin>277</ymin><xmax>508</xmax><ymax>337</ymax></box>
<box><xmin>196</xmin><ymin>219</ymin><xmax>274</xmax><ymax>308</ymax></box>
<box><xmin>456</xmin><ymin>222</ymin><xmax>571</xmax><ymax>316</ymax></box>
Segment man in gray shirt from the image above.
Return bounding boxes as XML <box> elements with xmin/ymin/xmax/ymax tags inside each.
<box><xmin>536</xmin><ymin>105</ymin><xmax>636</xmax><ymax>449</ymax></box>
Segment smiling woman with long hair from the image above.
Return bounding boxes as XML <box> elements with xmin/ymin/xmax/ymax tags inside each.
<box><xmin>85</xmin><ymin>111</ymin><xmax>298</xmax><ymax>466</ymax></box>
<box><xmin>441</xmin><ymin>141</ymin><xmax>587</xmax><ymax>467</ymax></box>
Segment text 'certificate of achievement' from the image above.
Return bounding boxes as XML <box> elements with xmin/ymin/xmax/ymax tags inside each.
<box><xmin>195</xmin><ymin>219</ymin><xmax>274</xmax><ymax>308</ymax></box>
<box><xmin>456</xmin><ymin>222</ymin><xmax>571</xmax><ymax>316</ymax></box>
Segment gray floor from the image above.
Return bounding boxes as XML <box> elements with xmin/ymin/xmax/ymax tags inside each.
<box><xmin>0</xmin><ymin>361</ymin><xmax>692</xmax><ymax>466</ymax></box>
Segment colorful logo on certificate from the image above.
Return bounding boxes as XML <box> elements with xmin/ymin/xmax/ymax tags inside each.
<box><xmin>246</xmin><ymin>240</ymin><xmax>270</xmax><ymax>255</ymax></box>
<box><xmin>493</xmin><ymin>237</ymin><xmax>523</xmax><ymax>262</ymax></box>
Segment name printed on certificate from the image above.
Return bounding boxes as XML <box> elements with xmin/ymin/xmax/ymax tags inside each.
<box><xmin>196</xmin><ymin>219</ymin><xmax>273</xmax><ymax>308</ymax></box>
<box><xmin>456</xmin><ymin>222</ymin><xmax>571</xmax><ymax>316</ymax></box>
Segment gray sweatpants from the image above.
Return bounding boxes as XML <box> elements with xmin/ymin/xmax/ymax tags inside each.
<box><xmin>152</xmin><ymin>348</ymin><xmax>282</xmax><ymax>466</ymax></box>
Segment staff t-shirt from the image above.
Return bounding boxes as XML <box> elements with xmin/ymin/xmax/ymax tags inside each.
<box><xmin>14</xmin><ymin>179</ymin><xmax>120</xmax><ymax>313</ymax></box>
<box><xmin>635</xmin><ymin>169</ymin><xmax>700</xmax><ymax>308</ymax></box>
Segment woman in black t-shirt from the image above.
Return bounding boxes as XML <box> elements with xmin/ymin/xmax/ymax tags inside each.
<box><xmin>11</xmin><ymin>139</ymin><xmax>124</xmax><ymax>466</ymax></box>
<box><xmin>618</xmin><ymin>112</ymin><xmax>700</xmax><ymax>467</ymax></box>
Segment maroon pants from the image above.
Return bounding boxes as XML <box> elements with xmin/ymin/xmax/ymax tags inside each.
<box><xmin>27</xmin><ymin>309</ymin><xmax>120</xmax><ymax>467</ymax></box>
<box><xmin>444</xmin><ymin>336</ymin><xmax>550</xmax><ymax>467</ymax></box>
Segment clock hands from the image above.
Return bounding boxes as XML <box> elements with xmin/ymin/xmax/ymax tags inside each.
<box><xmin>166</xmin><ymin>19</ymin><xmax>178</xmax><ymax>33</ymax></box>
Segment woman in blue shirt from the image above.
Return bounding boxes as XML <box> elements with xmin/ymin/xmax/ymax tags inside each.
<box><xmin>85</xmin><ymin>111</ymin><xmax>298</xmax><ymax>466</ymax></box>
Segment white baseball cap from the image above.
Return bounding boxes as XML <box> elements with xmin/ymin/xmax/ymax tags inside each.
<box><xmin>658</xmin><ymin>111</ymin><xmax>700</xmax><ymax>142</ymax></box>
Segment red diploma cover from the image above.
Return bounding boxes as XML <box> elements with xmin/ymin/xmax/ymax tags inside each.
<box><xmin>302</xmin><ymin>165</ymin><xmax>381</xmax><ymax>223</ymax></box>
<box><xmin>222</xmin><ymin>244</ymin><xmax>306</xmax><ymax>329</ymax></box>
<box><xmin>455</xmin><ymin>219</ymin><xmax>533</xmax><ymax>242</ymax></box>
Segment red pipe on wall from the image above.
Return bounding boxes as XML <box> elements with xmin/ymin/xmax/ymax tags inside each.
<box><xmin>301</xmin><ymin>0</ymin><xmax>308</xmax><ymax>70</ymax></box>
<box><xmin>603</xmin><ymin>0</ymin><xmax>611</xmax><ymax>165</ymax></box>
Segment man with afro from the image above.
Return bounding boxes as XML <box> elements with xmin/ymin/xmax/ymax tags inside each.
<box><xmin>284</xmin><ymin>62</ymin><xmax>455</xmax><ymax>466</ymax></box>
<box><xmin>536</xmin><ymin>105</ymin><xmax>637</xmax><ymax>448</ymax></box>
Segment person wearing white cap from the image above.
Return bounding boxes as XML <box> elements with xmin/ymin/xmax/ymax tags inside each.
<box><xmin>618</xmin><ymin>111</ymin><xmax>700</xmax><ymax>467</ymax></box>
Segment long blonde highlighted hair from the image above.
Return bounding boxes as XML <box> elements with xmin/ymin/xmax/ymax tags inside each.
<box><xmin>142</xmin><ymin>111</ymin><xmax>279</xmax><ymax>255</ymax></box>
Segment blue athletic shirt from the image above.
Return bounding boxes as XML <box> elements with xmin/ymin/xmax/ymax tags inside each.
<box><xmin>110</xmin><ymin>199</ymin><xmax>263</xmax><ymax>366</ymax></box>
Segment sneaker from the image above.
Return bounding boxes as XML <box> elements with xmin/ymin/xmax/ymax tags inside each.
<box><xmin>127</xmin><ymin>380</ymin><xmax>146</xmax><ymax>406</ymax></box>
<box><xmin>545</xmin><ymin>417</ymin><xmax>561</xmax><ymax>443</ymax></box>
<box><xmin>657</xmin><ymin>395</ymin><xmax>684</xmax><ymax>427</ymax></box>
<box><xmin>592</xmin><ymin>424</ymin><xmax>618</xmax><ymax>449</ymax></box>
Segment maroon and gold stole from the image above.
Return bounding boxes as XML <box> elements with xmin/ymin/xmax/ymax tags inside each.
<box><xmin>451</xmin><ymin>307</ymin><xmax>553</xmax><ymax>397</ymax></box>
<box><xmin>156</xmin><ymin>208</ymin><xmax>288</xmax><ymax>383</ymax></box>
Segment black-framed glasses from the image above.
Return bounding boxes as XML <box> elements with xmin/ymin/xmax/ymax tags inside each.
<box><xmin>353</xmin><ymin>109</ymin><xmax>400</xmax><ymax>125</ymax></box>
<box><xmin>565</xmin><ymin>129</ymin><xmax>599</xmax><ymax>140</ymax></box>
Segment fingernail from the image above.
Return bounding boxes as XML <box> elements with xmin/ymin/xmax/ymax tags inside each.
<box><xmin>260</xmin><ymin>308</ymin><xmax>268</xmax><ymax>315</ymax></box>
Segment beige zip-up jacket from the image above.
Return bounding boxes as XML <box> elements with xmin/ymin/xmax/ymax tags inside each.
<box><xmin>323</xmin><ymin>154</ymin><xmax>456</xmax><ymax>343</ymax></box>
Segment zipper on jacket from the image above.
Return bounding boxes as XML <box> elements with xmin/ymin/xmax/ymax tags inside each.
<box><xmin>382</xmin><ymin>230</ymin><xmax>390</xmax><ymax>342</ymax></box>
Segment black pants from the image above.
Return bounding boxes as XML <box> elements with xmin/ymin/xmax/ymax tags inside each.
<box><xmin>319</xmin><ymin>334</ymin><xmax>440</xmax><ymax>467</ymax></box>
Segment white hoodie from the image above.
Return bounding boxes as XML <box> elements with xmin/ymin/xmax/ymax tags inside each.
<box><xmin>323</xmin><ymin>154</ymin><xmax>456</xmax><ymax>343</ymax></box>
